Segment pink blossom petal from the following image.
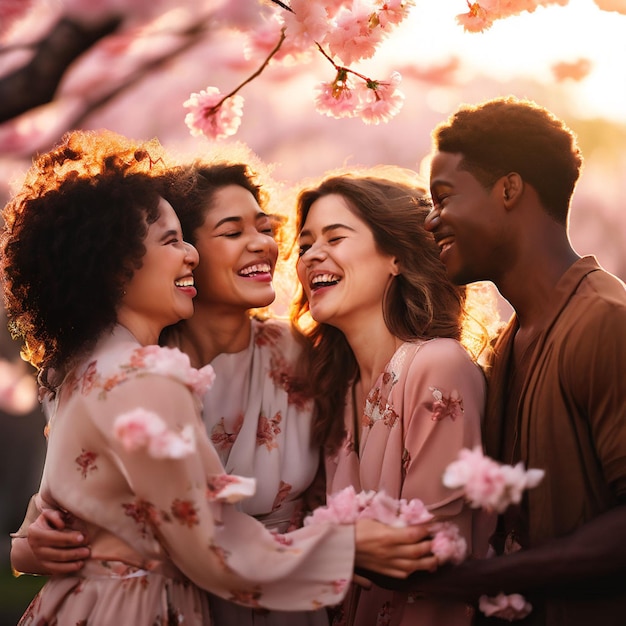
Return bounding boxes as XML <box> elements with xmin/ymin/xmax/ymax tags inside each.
<box><xmin>184</xmin><ymin>87</ymin><xmax>244</xmax><ymax>141</ymax></box>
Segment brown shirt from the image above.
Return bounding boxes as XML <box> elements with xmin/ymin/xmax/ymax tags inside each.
<box><xmin>483</xmin><ymin>256</ymin><xmax>626</xmax><ymax>625</ymax></box>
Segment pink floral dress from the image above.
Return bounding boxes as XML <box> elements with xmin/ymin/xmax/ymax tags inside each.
<box><xmin>325</xmin><ymin>338</ymin><xmax>489</xmax><ymax>626</ymax></box>
<box><xmin>203</xmin><ymin>317</ymin><xmax>330</xmax><ymax>625</ymax></box>
<box><xmin>14</xmin><ymin>325</ymin><xmax>354</xmax><ymax>625</ymax></box>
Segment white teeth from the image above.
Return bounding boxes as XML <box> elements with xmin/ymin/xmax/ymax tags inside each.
<box><xmin>175</xmin><ymin>278</ymin><xmax>194</xmax><ymax>287</ymax></box>
<box><xmin>311</xmin><ymin>273</ymin><xmax>341</xmax><ymax>285</ymax></box>
<box><xmin>239</xmin><ymin>263</ymin><xmax>271</xmax><ymax>276</ymax></box>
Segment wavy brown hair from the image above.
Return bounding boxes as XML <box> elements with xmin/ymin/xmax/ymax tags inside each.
<box><xmin>0</xmin><ymin>130</ymin><xmax>168</xmax><ymax>389</ymax></box>
<box><xmin>290</xmin><ymin>167</ymin><xmax>472</xmax><ymax>452</ymax></box>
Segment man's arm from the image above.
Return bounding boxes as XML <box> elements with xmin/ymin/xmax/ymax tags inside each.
<box><xmin>362</xmin><ymin>504</ymin><xmax>626</xmax><ymax>602</ymax></box>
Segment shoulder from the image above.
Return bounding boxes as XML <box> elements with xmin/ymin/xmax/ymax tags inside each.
<box><xmin>414</xmin><ymin>337</ymin><xmax>479</xmax><ymax>366</ymax></box>
<box><xmin>402</xmin><ymin>338</ymin><xmax>485</xmax><ymax>387</ymax></box>
<box><xmin>74</xmin><ymin>341</ymin><xmax>214</xmax><ymax>399</ymax></box>
<box><xmin>561</xmin><ymin>271</ymin><xmax>626</xmax><ymax>345</ymax></box>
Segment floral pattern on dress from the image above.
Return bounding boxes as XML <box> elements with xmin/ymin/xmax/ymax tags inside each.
<box><xmin>254</xmin><ymin>321</ymin><xmax>283</xmax><ymax>347</ymax></box>
<box><xmin>210</xmin><ymin>414</ymin><xmax>243</xmax><ymax>452</ymax></box>
<box><xmin>363</xmin><ymin>385</ymin><xmax>400</xmax><ymax>429</ymax></box>
<box><xmin>272</xmin><ymin>481</ymin><xmax>292</xmax><ymax>511</ymax></box>
<box><xmin>170</xmin><ymin>499</ymin><xmax>199</xmax><ymax>528</ymax></box>
<box><xmin>122</xmin><ymin>499</ymin><xmax>167</xmax><ymax>537</ymax></box>
<box><xmin>256</xmin><ymin>411</ymin><xmax>282</xmax><ymax>450</ymax></box>
<box><xmin>68</xmin><ymin>345</ymin><xmax>214</xmax><ymax>402</ymax></box>
<box><xmin>429</xmin><ymin>387</ymin><xmax>464</xmax><ymax>422</ymax></box>
<box><xmin>268</xmin><ymin>352</ymin><xmax>311</xmax><ymax>410</ymax></box>
<box><xmin>75</xmin><ymin>449</ymin><xmax>98</xmax><ymax>478</ymax></box>
<box><xmin>377</xmin><ymin>601</ymin><xmax>393</xmax><ymax>626</ymax></box>
<box><xmin>228</xmin><ymin>587</ymin><xmax>263</xmax><ymax>608</ymax></box>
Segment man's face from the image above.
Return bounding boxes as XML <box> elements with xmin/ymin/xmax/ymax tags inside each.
<box><xmin>427</xmin><ymin>151</ymin><xmax>512</xmax><ymax>285</ymax></box>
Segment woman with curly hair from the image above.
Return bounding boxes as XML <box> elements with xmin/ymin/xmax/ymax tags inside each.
<box><xmin>292</xmin><ymin>167</ymin><xmax>493</xmax><ymax>626</ymax></box>
<box><xmin>6</xmin><ymin>132</ymin><xmax>437</xmax><ymax>625</ymax></box>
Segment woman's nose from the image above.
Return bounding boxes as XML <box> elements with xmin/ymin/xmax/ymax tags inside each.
<box><xmin>247</xmin><ymin>231</ymin><xmax>272</xmax><ymax>252</ymax></box>
<box><xmin>184</xmin><ymin>241</ymin><xmax>199</xmax><ymax>269</ymax></box>
<box><xmin>299</xmin><ymin>242</ymin><xmax>327</xmax><ymax>266</ymax></box>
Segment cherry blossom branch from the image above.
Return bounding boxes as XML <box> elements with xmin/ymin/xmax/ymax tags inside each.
<box><xmin>268</xmin><ymin>0</ymin><xmax>295</xmax><ymax>14</ymax></box>
<box><xmin>205</xmin><ymin>27</ymin><xmax>287</xmax><ymax>117</ymax></box>
<box><xmin>315</xmin><ymin>42</ymin><xmax>371</xmax><ymax>84</ymax></box>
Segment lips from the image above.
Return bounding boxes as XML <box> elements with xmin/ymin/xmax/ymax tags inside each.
<box><xmin>175</xmin><ymin>275</ymin><xmax>197</xmax><ymax>298</ymax></box>
<box><xmin>434</xmin><ymin>231</ymin><xmax>454</xmax><ymax>250</ymax></box>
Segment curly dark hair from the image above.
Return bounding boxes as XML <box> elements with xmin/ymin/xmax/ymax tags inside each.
<box><xmin>0</xmin><ymin>129</ymin><xmax>168</xmax><ymax>387</ymax></box>
<box><xmin>289</xmin><ymin>167</ymin><xmax>469</xmax><ymax>452</ymax></box>
<box><xmin>432</xmin><ymin>96</ymin><xmax>583</xmax><ymax>225</ymax></box>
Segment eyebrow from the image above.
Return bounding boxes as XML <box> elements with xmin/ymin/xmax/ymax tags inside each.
<box><xmin>214</xmin><ymin>212</ymin><xmax>270</xmax><ymax>229</ymax></box>
<box><xmin>299</xmin><ymin>222</ymin><xmax>357</xmax><ymax>239</ymax></box>
<box><xmin>158</xmin><ymin>228</ymin><xmax>179</xmax><ymax>242</ymax></box>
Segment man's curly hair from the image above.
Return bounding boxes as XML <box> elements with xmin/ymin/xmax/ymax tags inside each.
<box><xmin>432</xmin><ymin>96</ymin><xmax>583</xmax><ymax>225</ymax></box>
<box><xmin>0</xmin><ymin>129</ymin><xmax>169</xmax><ymax>387</ymax></box>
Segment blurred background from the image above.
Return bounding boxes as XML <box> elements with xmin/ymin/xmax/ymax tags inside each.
<box><xmin>1</xmin><ymin>0</ymin><xmax>625</xmax><ymax>621</ymax></box>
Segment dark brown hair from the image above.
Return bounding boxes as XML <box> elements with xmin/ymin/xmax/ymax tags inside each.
<box><xmin>0</xmin><ymin>130</ymin><xmax>167</xmax><ymax>388</ymax></box>
<box><xmin>290</xmin><ymin>168</ymin><xmax>468</xmax><ymax>451</ymax></box>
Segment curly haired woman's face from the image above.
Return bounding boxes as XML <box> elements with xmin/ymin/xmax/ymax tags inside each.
<box><xmin>191</xmin><ymin>185</ymin><xmax>279</xmax><ymax>310</ymax></box>
<box><xmin>117</xmin><ymin>198</ymin><xmax>199</xmax><ymax>345</ymax></box>
<box><xmin>296</xmin><ymin>193</ymin><xmax>398</xmax><ymax>333</ymax></box>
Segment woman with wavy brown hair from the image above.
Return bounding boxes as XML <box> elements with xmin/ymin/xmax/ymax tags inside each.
<box><xmin>292</xmin><ymin>167</ymin><xmax>493</xmax><ymax>626</ymax></box>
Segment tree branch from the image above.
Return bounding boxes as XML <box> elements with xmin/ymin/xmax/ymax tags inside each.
<box><xmin>0</xmin><ymin>16</ymin><xmax>121</xmax><ymax>123</ymax></box>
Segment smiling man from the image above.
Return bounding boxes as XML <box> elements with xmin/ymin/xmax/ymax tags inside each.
<box><xmin>412</xmin><ymin>96</ymin><xmax>626</xmax><ymax>625</ymax></box>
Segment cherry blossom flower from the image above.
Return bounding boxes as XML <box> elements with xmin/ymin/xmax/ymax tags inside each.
<box><xmin>314</xmin><ymin>76</ymin><xmax>359</xmax><ymax>119</ymax></box>
<box><xmin>325</xmin><ymin>1</ymin><xmax>385</xmax><ymax>65</ymax></box>
<box><xmin>246</xmin><ymin>14</ymin><xmax>312</xmax><ymax>64</ymax></box>
<box><xmin>183</xmin><ymin>87</ymin><xmax>244</xmax><ymax>141</ymax></box>
<box><xmin>355</xmin><ymin>71</ymin><xmax>405</xmax><ymax>125</ymax></box>
<box><xmin>136</xmin><ymin>345</ymin><xmax>215</xmax><ymax>396</ymax></box>
<box><xmin>114</xmin><ymin>408</ymin><xmax>196</xmax><ymax>459</ymax></box>
<box><xmin>457</xmin><ymin>0</ymin><xmax>568</xmax><ymax>33</ymax></box>
<box><xmin>187</xmin><ymin>364</ymin><xmax>216</xmax><ymax>396</ymax></box>
<box><xmin>479</xmin><ymin>593</ymin><xmax>533</xmax><ymax>621</ymax></box>
<box><xmin>430</xmin><ymin>521</ymin><xmax>468</xmax><ymax>565</ymax></box>
<box><xmin>376</xmin><ymin>0</ymin><xmax>416</xmax><ymax>27</ymax></box>
<box><xmin>551</xmin><ymin>58</ymin><xmax>593</xmax><ymax>82</ymax></box>
<box><xmin>594</xmin><ymin>0</ymin><xmax>626</xmax><ymax>14</ymax></box>
<box><xmin>443</xmin><ymin>446</ymin><xmax>545</xmax><ymax>513</ymax></box>
<box><xmin>304</xmin><ymin>486</ymin><xmax>467</xmax><ymax>565</ymax></box>
<box><xmin>280</xmin><ymin>0</ymin><xmax>329</xmax><ymax>51</ymax></box>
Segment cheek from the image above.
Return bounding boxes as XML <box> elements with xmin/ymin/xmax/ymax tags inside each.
<box><xmin>268</xmin><ymin>239</ymin><xmax>279</xmax><ymax>263</ymax></box>
<box><xmin>296</xmin><ymin>260</ymin><xmax>307</xmax><ymax>288</ymax></box>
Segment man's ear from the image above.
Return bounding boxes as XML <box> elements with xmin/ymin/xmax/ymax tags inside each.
<box><xmin>502</xmin><ymin>172</ymin><xmax>523</xmax><ymax>206</ymax></box>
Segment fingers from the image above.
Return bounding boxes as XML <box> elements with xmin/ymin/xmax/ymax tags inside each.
<box><xmin>38</xmin><ymin>557</ymin><xmax>88</xmax><ymax>574</ymax></box>
<box><xmin>41</xmin><ymin>508</ymin><xmax>68</xmax><ymax>530</ymax></box>
<box><xmin>352</xmin><ymin>573</ymin><xmax>373</xmax><ymax>589</ymax></box>
<box><xmin>354</xmin><ymin>519</ymin><xmax>439</xmax><ymax>577</ymax></box>
<box><xmin>27</xmin><ymin>512</ymin><xmax>90</xmax><ymax>575</ymax></box>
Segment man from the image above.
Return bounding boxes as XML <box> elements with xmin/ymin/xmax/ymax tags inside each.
<box><xmin>414</xmin><ymin>96</ymin><xmax>626</xmax><ymax>624</ymax></box>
